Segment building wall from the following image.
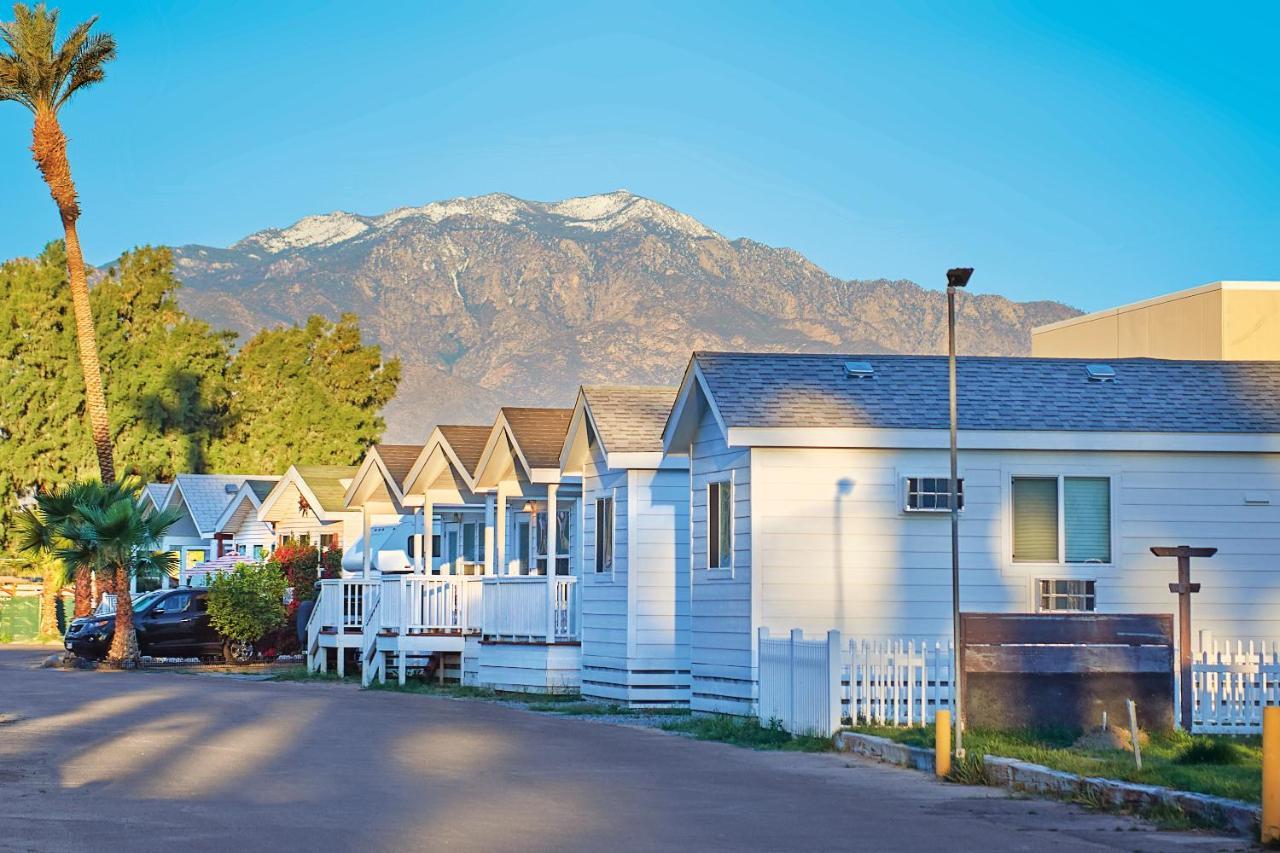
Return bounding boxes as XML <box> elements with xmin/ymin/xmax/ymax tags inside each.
<box><xmin>1031</xmin><ymin>282</ymin><xmax>1280</xmax><ymax>360</ymax></box>
<box><xmin>748</xmin><ymin>444</ymin><xmax>1280</xmax><ymax>645</ymax></box>
<box><xmin>688</xmin><ymin>403</ymin><xmax>754</xmax><ymax>715</ymax></box>
<box><xmin>581</xmin><ymin>439</ymin><xmax>630</xmax><ymax>682</ymax></box>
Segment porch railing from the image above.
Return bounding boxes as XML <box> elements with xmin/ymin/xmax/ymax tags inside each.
<box><xmin>481</xmin><ymin>575</ymin><xmax>578</xmax><ymax>642</ymax></box>
<box><xmin>314</xmin><ymin>578</ymin><xmax>380</xmax><ymax>632</ymax></box>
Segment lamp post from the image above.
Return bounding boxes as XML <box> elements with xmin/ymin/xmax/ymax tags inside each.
<box><xmin>946</xmin><ymin>266</ymin><xmax>973</xmax><ymax>757</ymax></box>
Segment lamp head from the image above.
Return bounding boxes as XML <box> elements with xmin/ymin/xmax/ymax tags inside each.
<box><xmin>946</xmin><ymin>267</ymin><xmax>974</xmax><ymax>289</ymax></box>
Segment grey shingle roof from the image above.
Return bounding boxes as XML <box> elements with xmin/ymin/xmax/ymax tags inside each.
<box><xmin>172</xmin><ymin>474</ymin><xmax>263</xmax><ymax>535</ymax></box>
<box><xmin>502</xmin><ymin>408</ymin><xmax>574</xmax><ymax>468</ymax></box>
<box><xmin>246</xmin><ymin>478</ymin><xmax>278</xmax><ymax>502</ymax></box>
<box><xmin>694</xmin><ymin>352</ymin><xmax>1280</xmax><ymax>433</ymax></box>
<box><xmin>141</xmin><ymin>483</ymin><xmax>169</xmax><ymax>509</ymax></box>
<box><xmin>583</xmin><ymin>386</ymin><xmax>680</xmax><ymax>453</ymax></box>
<box><xmin>437</xmin><ymin>425</ymin><xmax>491</xmax><ymax>477</ymax></box>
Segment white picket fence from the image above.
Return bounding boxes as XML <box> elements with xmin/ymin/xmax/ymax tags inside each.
<box><xmin>847</xmin><ymin>639</ymin><xmax>954</xmax><ymax>728</ymax></box>
<box><xmin>757</xmin><ymin>629</ymin><xmax>842</xmax><ymax>737</ymax></box>
<box><xmin>757</xmin><ymin>630</ymin><xmax>953</xmax><ymax>736</ymax></box>
<box><xmin>1192</xmin><ymin>634</ymin><xmax>1280</xmax><ymax>734</ymax></box>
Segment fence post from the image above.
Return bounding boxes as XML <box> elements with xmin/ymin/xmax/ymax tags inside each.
<box><xmin>790</xmin><ymin>628</ymin><xmax>802</xmax><ymax>734</ymax></box>
<box><xmin>757</xmin><ymin>626</ymin><xmax>769</xmax><ymax>727</ymax></box>
<box><xmin>827</xmin><ymin>630</ymin><xmax>842</xmax><ymax>734</ymax></box>
<box><xmin>1264</xmin><ymin>706</ymin><xmax>1280</xmax><ymax>844</ymax></box>
<box><xmin>935</xmin><ymin>709</ymin><xmax>951</xmax><ymax>778</ymax></box>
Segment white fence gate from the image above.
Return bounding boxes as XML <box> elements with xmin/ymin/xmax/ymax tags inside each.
<box><xmin>757</xmin><ymin>628</ymin><xmax>842</xmax><ymax>736</ymax></box>
<box><xmin>846</xmin><ymin>639</ymin><xmax>954</xmax><ymax>727</ymax></box>
<box><xmin>1192</xmin><ymin>634</ymin><xmax>1280</xmax><ymax>734</ymax></box>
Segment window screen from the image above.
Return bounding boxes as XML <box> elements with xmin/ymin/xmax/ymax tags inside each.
<box><xmin>1064</xmin><ymin>477</ymin><xmax>1111</xmax><ymax>563</ymax></box>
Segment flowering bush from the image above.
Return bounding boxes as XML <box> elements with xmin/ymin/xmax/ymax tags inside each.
<box><xmin>267</xmin><ymin>543</ymin><xmax>338</xmax><ymax>601</ymax></box>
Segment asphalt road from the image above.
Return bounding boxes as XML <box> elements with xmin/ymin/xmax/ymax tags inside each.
<box><xmin>0</xmin><ymin>645</ymin><xmax>1248</xmax><ymax>853</ymax></box>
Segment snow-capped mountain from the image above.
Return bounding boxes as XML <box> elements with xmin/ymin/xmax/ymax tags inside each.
<box><xmin>169</xmin><ymin>191</ymin><xmax>1078</xmax><ymax>441</ymax></box>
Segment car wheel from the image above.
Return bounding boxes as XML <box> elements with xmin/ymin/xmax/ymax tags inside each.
<box><xmin>223</xmin><ymin>639</ymin><xmax>255</xmax><ymax>665</ymax></box>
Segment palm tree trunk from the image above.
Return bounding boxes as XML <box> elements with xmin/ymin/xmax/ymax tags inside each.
<box><xmin>73</xmin><ymin>565</ymin><xmax>92</xmax><ymax>618</ymax></box>
<box><xmin>31</xmin><ymin>109</ymin><xmax>115</xmax><ymax>485</ymax></box>
<box><xmin>39</xmin><ymin>571</ymin><xmax>62</xmax><ymax>640</ymax></box>
<box><xmin>107</xmin><ymin>564</ymin><xmax>138</xmax><ymax>667</ymax></box>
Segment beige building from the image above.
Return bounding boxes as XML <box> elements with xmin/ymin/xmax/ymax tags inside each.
<box><xmin>1032</xmin><ymin>281</ymin><xmax>1280</xmax><ymax>360</ymax></box>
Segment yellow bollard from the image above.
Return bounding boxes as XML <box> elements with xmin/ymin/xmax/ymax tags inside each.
<box><xmin>1264</xmin><ymin>706</ymin><xmax>1280</xmax><ymax>843</ymax></box>
<box><xmin>935</xmin><ymin>710</ymin><xmax>952</xmax><ymax>778</ymax></box>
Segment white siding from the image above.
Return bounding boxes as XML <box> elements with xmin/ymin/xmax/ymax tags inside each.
<box><xmin>751</xmin><ymin>446</ymin><xmax>1280</xmax><ymax>644</ymax></box>
<box><xmin>688</xmin><ymin>403</ymin><xmax>754</xmax><ymax>715</ymax></box>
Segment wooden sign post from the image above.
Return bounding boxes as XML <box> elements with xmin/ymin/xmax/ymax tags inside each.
<box><xmin>1151</xmin><ymin>545</ymin><xmax>1216</xmax><ymax>731</ymax></box>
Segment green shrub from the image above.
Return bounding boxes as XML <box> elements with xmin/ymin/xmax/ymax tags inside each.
<box><xmin>207</xmin><ymin>563</ymin><xmax>288</xmax><ymax>644</ymax></box>
<box><xmin>1175</xmin><ymin>736</ymin><xmax>1250</xmax><ymax>766</ymax></box>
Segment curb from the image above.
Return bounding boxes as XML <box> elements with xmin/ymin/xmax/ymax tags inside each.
<box><xmin>835</xmin><ymin>732</ymin><xmax>1259</xmax><ymax>837</ymax></box>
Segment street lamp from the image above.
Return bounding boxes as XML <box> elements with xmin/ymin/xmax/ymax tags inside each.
<box><xmin>946</xmin><ymin>266</ymin><xmax>973</xmax><ymax>757</ymax></box>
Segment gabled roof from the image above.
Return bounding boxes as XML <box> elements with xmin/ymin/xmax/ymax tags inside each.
<box><xmin>665</xmin><ymin>352</ymin><xmax>1280</xmax><ymax>452</ymax></box>
<box><xmin>139</xmin><ymin>483</ymin><xmax>170</xmax><ymax>511</ymax></box>
<box><xmin>474</xmin><ymin>407</ymin><xmax>574</xmax><ymax>487</ymax></box>
<box><xmin>164</xmin><ymin>474</ymin><xmax>270</xmax><ymax>538</ymax></box>
<box><xmin>374</xmin><ymin>445</ymin><xmax>423</xmax><ymax>487</ymax></box>
<box><xmin>436</xmin><ymin>425</ymin><xmax>490</xmax><ymax>480</ymax></box>
<box><xmin>343</xmin><ymin>444</ymin><xmax>424</xmax><ymax>509</ymax></box>
<box><xmin>213</xmin><ymin>477</ymin><xmax>281</xmax><ymax>535</ymax></box>
<box><xmin>260</xmin><ymin>464</ymin><xmax>359</xmax><ymax>522</ymax></box>
<box><xmin>561</xmin><ymin>385</ymin><xmax>682</xmax><ymax>473</ymax></box>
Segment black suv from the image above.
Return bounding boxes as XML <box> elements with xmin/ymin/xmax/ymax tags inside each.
<box><xmin>64</xmin><ymin>587</ymin><xmax>253</xmax><ymax>663</ymax></box>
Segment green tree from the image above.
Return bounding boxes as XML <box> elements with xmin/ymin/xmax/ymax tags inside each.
<box><xmin>211</xmin><ymin>314</ymin><xmax>400</xmax><ymax>472</ymax></box>
<box><xmin>207</xmin><ymin>562</ymin><xmax>287</xmax><ymax>662</ymax></box>
<box><xmin>1</xmin><ymin>3</ymin><xmax>119</xmax><ymax>483</ymax></box>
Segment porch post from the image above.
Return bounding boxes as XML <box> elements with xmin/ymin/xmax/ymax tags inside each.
<box><xmin>361</xmin><ymin>505</ymin><xmax>372</xmax><ymax>575</ymax></box>
<box><xmin>420</xmin><ymin>498</ymin><xmax>433</xmax><ymax>573</ymax></box>
<box><xmin>546</xmin><ymin>483</ymin><xmax>558</xmax><ymax>640</ymax></box>
<box><xmin>495</xmin><ymin>482</ymin><xmax>509</xmax><ymax>577</ymax></box>
<box><xmin>484</xmin><ymin>493</ymin><xmax>496</xmax><ymax>575</ymax></box>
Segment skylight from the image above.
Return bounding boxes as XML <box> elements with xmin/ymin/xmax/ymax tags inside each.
<box><xmin>844</xmin><ymin>360</ymin><xmax>874</xmax><ymax>379</ymax></box>
<box><xmin>1085</xmin><ymin>364</ymin><xmax>1116</xmax><ymax>382</ymax></box>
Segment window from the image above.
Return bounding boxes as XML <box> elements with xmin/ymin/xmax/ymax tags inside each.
<box><xmin>534</xmin><ymin>509</ymin><xmax>573</xmax><ymax>575</ymax></box>
<box><xmin>184</xmin><ymin>549</ymin><xmax>207</xmax><ymax>570</ymax></box>
<box><xmin>904</xmin><ymin>477</ymin><xmax>964</xmax><ymax>512</ymax></box>
<box><xmin>462</xmin><ymin>522</ymin><xmax>482</xmax><ymax>562</ymax></box>
<box><xmin>252</xmin><ymin>545</ymin><xmax>267</xmax><ymax>560</ymax></box>
<box><xmin>319</xmin><ymin>533</ymin><xmax>337</xmax><ymax>550</ymax></box>
<box><xmin>1012</xmin><ymin>476</ymin><xmax>1111</xmax><ymax>564</ymax></box>
<box><xmin>707</xmin><ymin>481</ymin><xmax>732</xmax><ymax>570</ymax></box>
<box><xmin>432</xmin><ymin>534</ymin><xmax>442</xmax><ymax>559</ymax></box>
<box><xmin>235</xmin><ymin>543</ymin><xmax>248</xmax><ymax>556</ymax></box>
<box><xmin>1038</xmin><ymin>579</ymin><xmax>1097</xmax><ymax>612</ymax></box>
<box><xmin>595</xmin><ymin>496</ymin><xmax>614</xmax><ymax>573</ymax></box>
<box><xmin>159</xmin><ymin>592</ymin><xmax>191</xmax><ymax>614</ymax></box>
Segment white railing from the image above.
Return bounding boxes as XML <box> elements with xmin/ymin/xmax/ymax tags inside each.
<box><xmin>847</xmin><ymin>639</ymin><xmax>954</xmax><ymax>728</ymax></box>
<box><xmin>758</xmin><ymin>629</ymin><xmax>842</xmax><ymax>736</ymax></box>
<box><xmin>462</xmin><ymin>577</ymin><xmax>485</xmax><ymax>633</ymax></box>
<box><xmin>481</xmin><ymin>576</ymin><xmax>579</xmax><ymax>641</ymax></box>
<box><xmin>314</xmin><ymin>578</ymin><xmax>378</xmax><ymax>631</ymax></box>
<box><xmin>404</xmin><ymin>576</ymin><xmax>464</xmax><ymax>632</ymax></box>
<box><xmin>1192</xmin><ymin>634</ymin><xmax>1280</xmax><ymax>734</ymax></box>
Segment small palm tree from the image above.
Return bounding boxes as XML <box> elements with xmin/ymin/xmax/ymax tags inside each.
<box><xmin>19</xmin><ymin>480</ymin><xmax>180</xmax><ymax>665</ymax></box>
<box><xmin>0</xmin><ymin>4</ymin><xmax>118</xmax><ymax>483</ymax></box>
<box><xmin>36</xmin><ymin>554</ymin><xmax>69</xmax><ymax>641</ymax></box>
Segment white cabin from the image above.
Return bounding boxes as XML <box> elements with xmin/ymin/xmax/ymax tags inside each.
<box><xmin>145</xmin><ymin>474</ymin><xmax>275</xmax><ymax>590</ymax></box>
<box><xmin>560</xmin><ymin>386</ymin><xmax>691</xmax><ymax>707</ymax></box>
<box><xmin>211</xmin><ymin>478</ymin><xmax>281</xmax><ymax>562</ymax></box>
<box><xmin>664</xmin><ymin>352</ymin><xmax>1280</xmax><ymax>715</ymax></box>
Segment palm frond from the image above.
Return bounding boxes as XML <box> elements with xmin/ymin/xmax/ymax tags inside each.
<box><xmin>0</xmin><ymin>3</ymin><xmax>114</xmax><ymax>112</ymax></box>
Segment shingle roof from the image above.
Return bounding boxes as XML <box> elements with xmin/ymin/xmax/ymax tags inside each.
<box><xmin>501</xmin><ymin>408</ymin><xmax>574</xmax><ymax>468</ymax></box>
<box><xmin>293</xmin><ymin>465</ymin><xmax>359</xmax><ymax>514</ymax></box>
<box><xmin>583</xmin><ymin>386</ymin><xmax>680</xmax><ymax>453</ymax></box>
<box><xmin>246</xmin><ymin>478</ymin><xmax>278</xmax><ymax>502</ymax></box>
<box><xmin>437</xmin><ymin>425</ymin><xmax>491</xmax><ymax>477</ymax></box>
<box><xmin>141</xmin><ymin>483</ymin><xmax>169</xmax><ymax>508</ymax></box>
<box><xmin>372</xmin><ymin>445</ymin><xmax>423</xmax><ymax>487</ymax></box>
<box><xmin>171</xmin><ymin>474</ymin><xmax>262</xmax><ymax>535</ymax></box>
<box><xmin>694</xmin><ymin>352</ymin><xmax>1280</xmax><ymax>433</ymax></box>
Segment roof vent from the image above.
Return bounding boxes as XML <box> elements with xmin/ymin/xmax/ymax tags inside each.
<box><xmin>844</xmin><ymin>360</ymin><xmax>875</xmax><ymax>379</ymax></box>
<box><xmin>1085</xmin><ymin>364</ymin><xmax>1116</xmax><ymax>383</ymax></box>
<box><xmin>224</xmin><ymin>483</ymin><xmax>239</xmax><ymax>494</ymax></box>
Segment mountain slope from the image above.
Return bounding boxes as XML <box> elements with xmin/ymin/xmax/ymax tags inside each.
<box><xmin>169</xmin><ymin>191</ymin><xmax>1079</xmax><ymax>442</ymax></box>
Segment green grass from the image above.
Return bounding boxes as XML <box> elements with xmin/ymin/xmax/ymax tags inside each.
<box><xmin>662</xmin><ymin>714</ymin><xmax>834</xmax><ymax>752</ymax></box>
<box><xmin>852</xmin><ymin>724</ymin><xmax>1263</xmax><ymax>803</ymax></box>
<box><xmin>268</xmin><ymin>665</ymin><xmax>358</xmax><ymax>684</ymax></box>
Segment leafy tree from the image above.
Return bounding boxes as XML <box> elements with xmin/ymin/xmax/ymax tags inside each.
<box><xmin>1</xmin><ymin>3</ymin><xmax>119</xmax><ymax>483</ymax></box>
<box><xmin>207</xmin><ymin>563</ymin><xmax>287</xmax><ymax>653</ymax></box>
<box><xmin>210</xmin><ymin>314</ymin><xmax>400</xmax><ymax>472</ymax></box>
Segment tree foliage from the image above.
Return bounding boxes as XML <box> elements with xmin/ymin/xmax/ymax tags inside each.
<box><xmin>0</xmin><ymin>243</ymin><xmax>399</xmax><ymax>553</ymax></box>
<box><xmin>206</xmin><ymin>562</ymin><xmax>288</xmax><ymax>645</ymax></box>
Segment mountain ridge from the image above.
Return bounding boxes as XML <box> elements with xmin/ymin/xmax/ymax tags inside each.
<box><xmin>164</xmin><ymin>190</ymin><xmax>1081</xmax><ymax>442</ymax></box>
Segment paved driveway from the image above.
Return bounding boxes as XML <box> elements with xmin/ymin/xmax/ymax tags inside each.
<box><xmin>0</xmin><ymin>646</ymin><xmax>1246</xmax><ymax>853</ymax></box>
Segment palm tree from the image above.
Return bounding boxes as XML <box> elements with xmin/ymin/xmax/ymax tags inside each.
<box><xmin>19</xmin><ymin>480</ymin><xmax>179</xmax><ymax>665</ymax></box>
<box><xmin>0</xmin><ymin>4</ymin><xmax>118</xmax><ymax>483</ymax></box>
<box><xmin>36</xmin><ymin>554</ymin><xmax>69</xmax><ymax>640</ymax></box>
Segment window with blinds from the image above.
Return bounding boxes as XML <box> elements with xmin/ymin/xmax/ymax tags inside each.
<box><xmin>1012</xmin><ymin>477</ymin><xmax>1058</xmax><ymax>562</ymax></box>
<box><xmin>595</xmin><ymin>496</ymin><xmax>614</xmax><ymax>573</ymax></box>
<box><xmin>1012</xmin><ymin>475</ymin><xmax>1112</xmax><ymax>564</ymax></box>
<box><xmin>708</xmin><ymin>480</ymin><xmax>732</xmax><ymax>569</ymax></box>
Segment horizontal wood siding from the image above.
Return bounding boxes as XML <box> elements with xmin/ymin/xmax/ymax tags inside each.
<box><xmin>477</xmin><ymin>642</ymin><xmax>582</xmax><ymax>693</ymax></box>
<box><xmin>752</xmin><ymin>447</ymin><xmax>1280</xmax><ymax>643</ymax></box>
<box><xmin>582</xmin><ymin>439</ymin><xmax>629</xmax><ymax>670</ymax></box>
<box><xmin>689</xmin><ymin>403</ymin><xmax>754</xmax><ymax>715</ymax></box>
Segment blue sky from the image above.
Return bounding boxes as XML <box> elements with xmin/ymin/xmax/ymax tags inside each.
<box><xmin>1</xmin><ymin>1</ymin><xmax>1276</xmax><ymax>311</ymax></box>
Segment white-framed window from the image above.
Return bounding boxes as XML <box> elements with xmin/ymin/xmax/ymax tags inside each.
<box><xmin>252</xmin><ymin>545</ymin><xmax>268</xmax><ymax>561</ymax></box>
<box><xmin>1012</xmin><ymin>475</ymin><xmax>1111</xmax><ymax>564</ymax></box>
<box><xmin>1037</xmin><ymin>579</ymin><xmax>1097</xmax><ymax>612</ymax></box>
<box><xmin>707</xmin><ymin>480</ymin><xmax>732</xmax><ymax>570</ymax></box>
<box><xmin>595</xmin><ymin>495</ymin><xmax>614</xmax><ymax>573</ymax></box>
<box><xmin>462</xmin><ymin>522</ymin><xmax>483</xmax><ymax>562</ymax></box>
<box><xmin>904</xmin><ymin>476</ymin><xmax>964</xmax><ymax>512</ymax></box>
<box><xmin>235</xmin><ymin>543</ymin><xmax>248</xmax><ymax>557</ymax></box>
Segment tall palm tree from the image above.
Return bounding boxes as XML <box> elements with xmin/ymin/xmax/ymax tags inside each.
<box><xmin>0</xmin><ymin>4</ymin><xmax>118</xmax><ymax>483</ymax></box>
